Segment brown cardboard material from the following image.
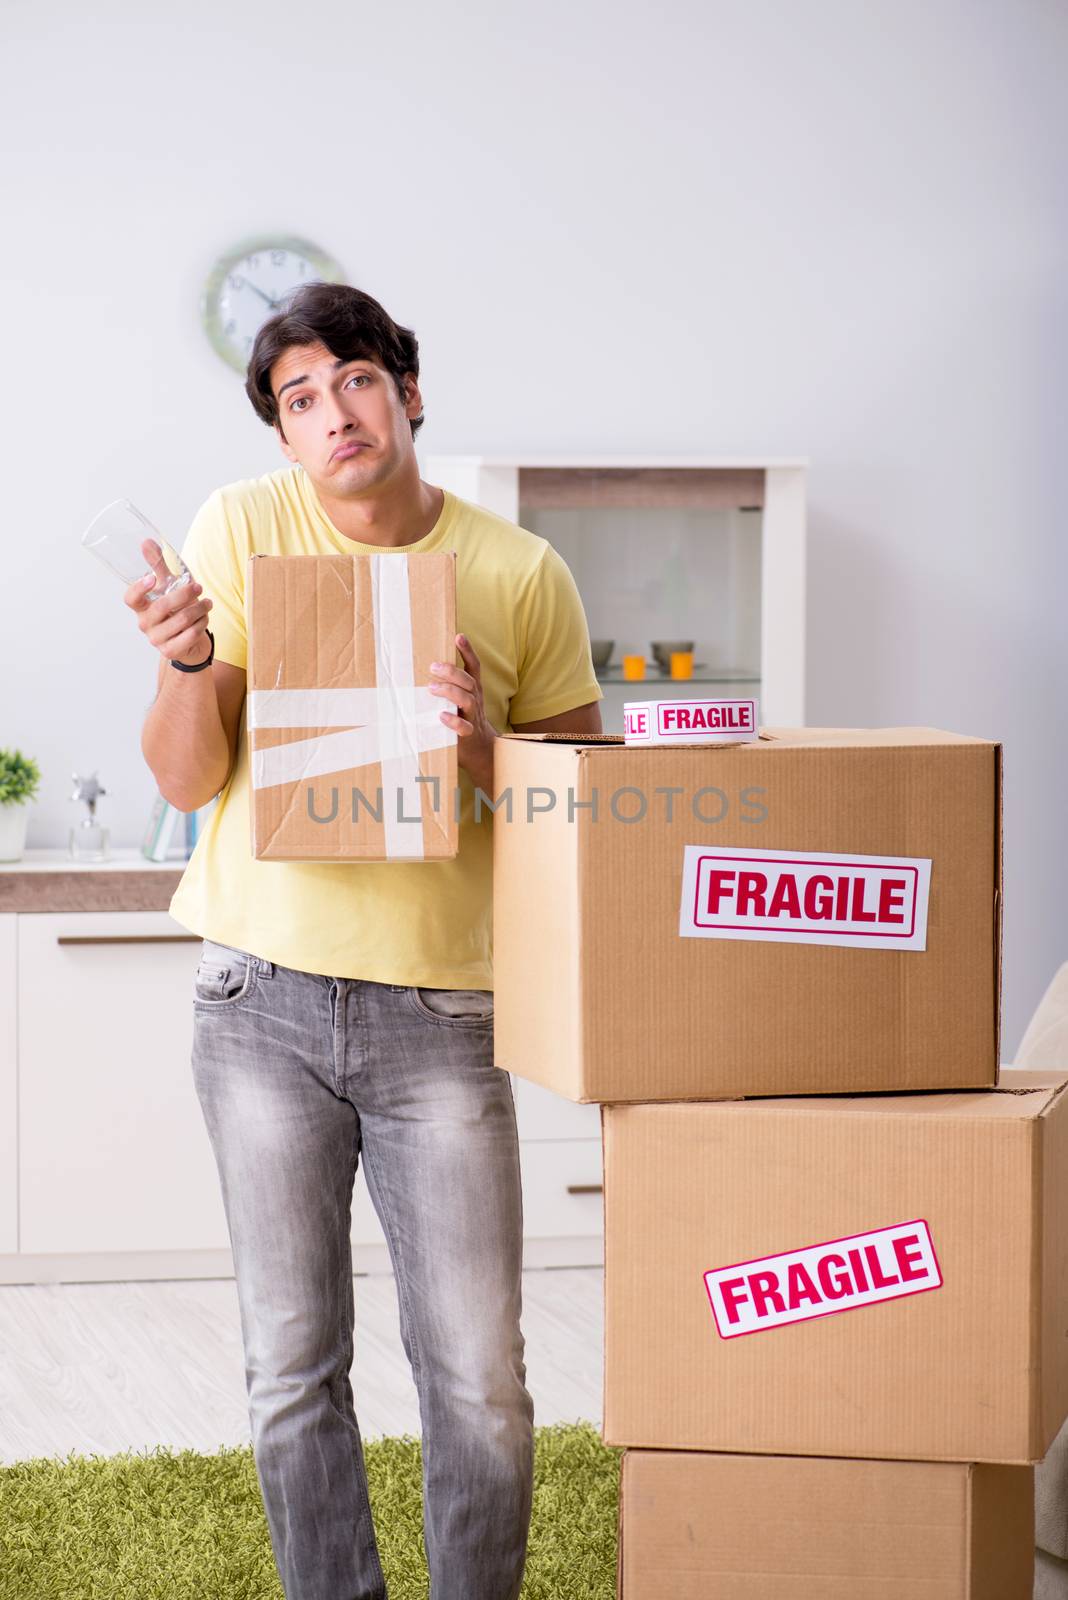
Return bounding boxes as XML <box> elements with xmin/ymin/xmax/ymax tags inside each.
<box><xmin>617</xmin><ymin>1450</ymin><xmax>1034</xmax><ymax>1599</ymax></box>
<box><xmin>246</xmin><ymin>551</ymin><xmax>457</xmax><ymax>861</ymax></box>
<box><xmin>602</xmin><ymin>1069</ymin><xmax>1068</xmax><ymax>1464</ymax></box>
<box><xmin>493</xmin><ymin>727</ymin><xmax>1002</xmax><ymax>1101</ymax></box>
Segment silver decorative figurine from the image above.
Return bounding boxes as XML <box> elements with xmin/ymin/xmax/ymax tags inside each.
<box><xmin>69</xmin><ymin>772</ymin><xmax>110</xmax><ymax>861</ymax></box>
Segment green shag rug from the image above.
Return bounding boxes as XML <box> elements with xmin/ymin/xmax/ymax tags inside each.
<box><xmin>0</xmin><ymin>1422</ymin><xmax>620</xmax><ymax>1599</ymax></box>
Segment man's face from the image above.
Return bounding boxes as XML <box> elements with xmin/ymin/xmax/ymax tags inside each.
<box><xmin>269</xmin><ymin>340</ymin><xmax>421</xmax><ymax>493</ymax></box>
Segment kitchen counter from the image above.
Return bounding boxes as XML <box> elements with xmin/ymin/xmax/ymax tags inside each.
<box><xmin>0</xmin><ymin>848</ymin><xmax>186</xmax><ymax>912</ymax></box>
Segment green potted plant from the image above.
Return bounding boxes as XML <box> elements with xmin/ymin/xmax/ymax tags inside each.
<box><xmin>0</xmin><ymin>748</ymin><xmax>42</xmax><ymax>862</ymax></box>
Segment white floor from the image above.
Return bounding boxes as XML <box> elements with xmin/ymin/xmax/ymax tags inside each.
<box><xmin>0</xmin><ymin>1267</ymin><xmax>604</xmax><ymax>1465</ymax></box>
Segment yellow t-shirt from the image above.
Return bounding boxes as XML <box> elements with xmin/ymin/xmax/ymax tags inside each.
<box><xmin>167</xmin><ymin>465</ymin><xmax>603</xmax><ymax>986</ymax></box>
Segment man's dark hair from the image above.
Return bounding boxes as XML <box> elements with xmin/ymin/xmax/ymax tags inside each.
<box><xmin>245</xmin><ymin>281</ymin><xmax>424</xmax><ymax>442</ymax></box>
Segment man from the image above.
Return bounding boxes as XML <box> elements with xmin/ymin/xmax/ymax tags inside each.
<box><xmin>128</xmin><ymin>281</ymin><xmax>603</xmax><ymax>1600</ymax></box>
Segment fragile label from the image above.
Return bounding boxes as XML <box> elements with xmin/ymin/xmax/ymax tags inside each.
<box><xmin>678</xmin><ymin>844</ymin><xmax>932</xmax><ymax>950</ymax></box>
<box><xmin>704</xmin><ymin>1220</ymin><xmax>942</xmax><ymax>1339</ymax></box>
<box><xmin>623</xmin><ymin>698</ymin><xmax>759</xmax><ymax>745</ymax></box>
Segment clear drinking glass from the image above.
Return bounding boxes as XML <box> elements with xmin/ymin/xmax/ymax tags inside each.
<box><xmin>81</xmin><ymin>497</ymin><xmax>192</xmax><ymax>600</ymax></box>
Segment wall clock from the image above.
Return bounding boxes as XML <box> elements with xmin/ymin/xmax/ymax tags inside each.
<box><xmin>201</xmin><ymin>234</ymin><xmax>346</xmax><ymax>374</ymax></box>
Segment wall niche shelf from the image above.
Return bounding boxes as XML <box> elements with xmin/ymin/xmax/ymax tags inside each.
<box><xmin>594</xmin><ymin>669</ymin><xmax>762</xmax><ymax>687</ymax></box>
<box><xmin>425</xmin><ymin>455</ymin><xmax>807</xmax><ymax>730</ymax></box>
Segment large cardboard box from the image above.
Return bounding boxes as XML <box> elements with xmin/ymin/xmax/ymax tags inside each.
<box><xmin>602</xmin><ymin>1069</ymin><xmax>1068</xmax><ymax>1463</ymax></box>
<box><xmin>493</xmin><ymin>727</ymin><xmax>1002</xmax><ymax>1101</ymax></box>
<box><xmin>246</xmin><ymin>551</ymin><xmax>457</xmax><ymax>861</ymax></box>
<box><xmin>618</xmin><ymin>1450</ymin><xmax>1034</xmax><ymax>1599</ymax></box>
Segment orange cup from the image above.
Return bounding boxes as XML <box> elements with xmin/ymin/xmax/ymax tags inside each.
<box><xmin>670</xmin><ymin>650</ymin><xmax>694</xmax><ymax>680</ymax></box>
<box><xmin>622</xmin><ymin>654</ymin><xmax>646</xmax><ymax>681</ymax></box>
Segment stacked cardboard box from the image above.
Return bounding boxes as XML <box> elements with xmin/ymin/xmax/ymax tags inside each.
<box><xmin>493</xmin><ymin>727</ymin><xmax>1002</xmax><ymax>1098</ymax></box>
<box><xmin>616</xmin><ymin>1452</ymin><xmax>1033</xmax><ymax>1599</ymax></box>
<box><xmin>494</xmin><ymin>727</ymin><xmax>1053</xmax><ymax>1598</ymax></box>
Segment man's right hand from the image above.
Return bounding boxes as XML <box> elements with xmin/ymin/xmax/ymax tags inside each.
<box><xmin>125</xmin><ymin>537</ymin><xmax>214</xmax><ymax>668</ymax></box>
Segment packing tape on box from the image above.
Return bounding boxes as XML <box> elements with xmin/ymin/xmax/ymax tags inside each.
<box><xmin>247</xmin><ymin>554</ymin><xmax>457</xmax><ymax>859</ymax></box>
<box><xmin>624</xmin><ymin>697</ymin><xmax>760</xmax><ymax>745</ymax></box>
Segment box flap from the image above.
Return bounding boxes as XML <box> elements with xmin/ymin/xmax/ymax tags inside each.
<box><xmin>645</xmin><ymin>1080</ymin><xmax>1064</xmax><ymax>1122</ymax></box>
<box><xmin>502</xmin><ymin>731</ymin><xmax>624</xmax><ymax>743</ymax></box>
<box><xmin>998</xmin><ymin>1066</ymin><xmax>1068</xmax><ymax>1095</ymax></box>
<box><xmin>755</xmin><ymin>726</ymin><xmax>998</xmax><ymax>749</ymax></box>
<box><xmin>1038</xmin><ymin>1072</ymin><xmax>1068</xmax><ymax>1454</ymax></box>
<box><xmin>501</xmin><ymin>725</ymin><xmax>999</xmax><ymax>751</ymax></box>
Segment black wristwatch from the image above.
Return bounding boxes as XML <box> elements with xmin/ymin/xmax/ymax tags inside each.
<box><xmin>171</xmin><ymin>629</ymin><xmax>215</xmax><ymax>673</ymax></box>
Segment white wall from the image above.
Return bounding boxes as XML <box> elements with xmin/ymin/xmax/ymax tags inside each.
<box><xmin>2</xmin><ymin>0</ymin><xmax>1064</xmax><ymax>1051</ymax></box>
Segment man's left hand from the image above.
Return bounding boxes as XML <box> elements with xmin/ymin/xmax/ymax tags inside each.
<box><xmin>428</xmin><ymin>634</ymin><xmax>497</xmax><ymax>795</ymax></box>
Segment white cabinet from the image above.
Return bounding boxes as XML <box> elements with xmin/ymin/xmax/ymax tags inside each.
<box><xmin>513</xmin><ymin>1077</ymin><xmax>601</xmax><ymax>1141</ymax></box>
<box><xmin>17</xmin><ymin>911</ymin><xmax>230</xmax><ymax>1256</ymax></box>
<box><xmin>518</xmin><ymin>1140</ymin><xmax>604</xmax><ymax>1247</ymax></box>
<box><xmin>0</xmin><ymin>916</ymin><xmax>16</xmax><ymax>1255</ymax></box>
<box><xmin>7</xmin><ymin>905</ymin><xmax>393</xmax><ymax>1271</ymax></box>
<box><xmin>0</xmin><ymin>884</ymin><xmax>601</xmax><ymax>1279</ymax></box>
<box><xmin>351</xmin><ymin>1171</ymin><xmax>388</xmax><ymax>1249</ymax></box>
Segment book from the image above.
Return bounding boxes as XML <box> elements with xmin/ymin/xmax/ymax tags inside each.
<box><xmin>141</xmin><ymin>794</ymin><xmax>183</xmax><ymax>862</ymax></box>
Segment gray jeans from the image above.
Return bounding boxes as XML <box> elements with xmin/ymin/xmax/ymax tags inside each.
<box><xmin>190</xmin><ymin>939</ymin><xmax>535</xmax><ymax>1600</ymax></box>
